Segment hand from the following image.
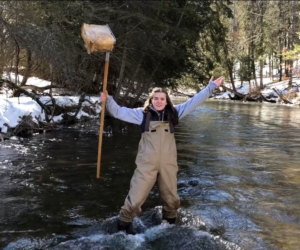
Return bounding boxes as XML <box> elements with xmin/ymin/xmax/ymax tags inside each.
<box><xmin>210</xmin><ymin>76</ymin><xmax>224</xmax><ymax>87</ymax></box>
<box><xmin>100</xmin><ymin>90</ymin><xmax>108</xmax><ymax>102</ymax></box>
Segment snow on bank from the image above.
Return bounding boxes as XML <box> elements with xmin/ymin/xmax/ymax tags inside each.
<box><xmin>215</xmin><ymin>77</ymin><xmax>300</xmax><ymax>104</ymax></box>
<box><xmin>0</xmin><ymin>95</ymin><xmax>101</xmax><ymax>133</ymax></box>
<box><xmin>0</xmin><ymin>73</ymin><xmax>101</xmax><ymax>134</ymax></box>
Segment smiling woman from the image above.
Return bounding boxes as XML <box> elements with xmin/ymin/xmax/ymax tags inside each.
<box><xmin>142</xmin><ymin>87</ymin><xmax>179</xmax><ymax>126</ymax></box>
<box><xmin>100</xmin><ymin>76</ymin><xmax>224</xmax><ymax>234</ymax></box>
<box><xmin>149</xmin><ymin>90</ymin><xmax>168</xmax><ymax>111</ymax></box>
<box><xmin>152</xmin><ymin>93</ymin><xmax>167</xmax><ymax>110</ymax></box>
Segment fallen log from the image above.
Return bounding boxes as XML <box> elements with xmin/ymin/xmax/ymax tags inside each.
<box><xmin>259</xmin><ymin>93</ymin><xmax>276</xmax><ymax>103</ymax></box>
<box><xmin>272</xmin><ymin>87</ymin><xmax>293</xmax><ymax>104</ymax></box>
<box><xmin>221</xmin><ymin>85</ymin><xmax>245</xmax><ymax>99</ymax></box>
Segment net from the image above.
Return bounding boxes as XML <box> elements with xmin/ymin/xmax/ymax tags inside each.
<box><xmin>81</xmin><ymin>23</ymin><xmax>116</xmax><ymax>54</ymax></box>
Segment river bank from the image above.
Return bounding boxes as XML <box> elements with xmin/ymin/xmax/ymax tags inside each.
<box><xmin>1</xmin><ymin>74</ymin><xmax>299</xmax><ymax>140</ymax></box>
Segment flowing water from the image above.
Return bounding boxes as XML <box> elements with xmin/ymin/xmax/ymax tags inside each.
<box><xmin>0</xmin><ymin>100</ymin><xmax>299</xmax><ymax>250</ymax></box>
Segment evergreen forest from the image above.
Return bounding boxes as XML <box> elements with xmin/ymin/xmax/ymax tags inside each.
<box><xmin>1</xmin><ymin>0</ymin><xmax>300</xmax><ymax>107</ymax></box>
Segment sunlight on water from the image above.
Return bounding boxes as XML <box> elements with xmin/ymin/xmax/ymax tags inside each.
<box><xmin>176</xmin><ymin>100</ymin><xmax>300</xmax><ymax>250</ymax></box>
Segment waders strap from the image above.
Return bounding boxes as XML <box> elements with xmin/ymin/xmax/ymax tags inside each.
<box><xmin>169</xmin><ymin>121</ymin><xmax>174</xmax><ymax>133</ymax></box>
<box><xmin>144</xmin><ymin>112</ymin><xmax>151</xmax><ymax>132</ymax></box>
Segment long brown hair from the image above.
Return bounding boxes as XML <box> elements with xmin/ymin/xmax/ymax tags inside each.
<box><xmin>143</xmin><ymin>87</ymin><xmax>178</xmax><ymax>125</ymax></box>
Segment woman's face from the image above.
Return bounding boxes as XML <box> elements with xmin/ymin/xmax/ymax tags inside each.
<box><xmin>151</xmin><ymin>92</ymin><xmax>167</xmax><ymax>111</ymax></box>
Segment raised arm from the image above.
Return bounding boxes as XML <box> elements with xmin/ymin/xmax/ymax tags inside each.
<box><xmin>175</xmin><ymin>76</ymin><xmax>224</xmax><ymax>120</ymax></box>
<box><xmin>100</xmin><ymin>91</ymin><xmax>143</xmax><ymax>125</ymax></box>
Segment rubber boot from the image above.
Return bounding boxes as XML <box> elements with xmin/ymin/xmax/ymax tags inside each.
<box><xmin>163</xmin><ymin>217</ymin><xmax>176</xmax><ymax>224</ymax></box>
<box><xmin>117</xmin><ymin>219</ymin><xmax>134</xmax><ymax>234</ymax></box>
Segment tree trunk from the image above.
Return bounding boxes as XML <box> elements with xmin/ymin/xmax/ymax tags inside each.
<box><xmin>250</xmin><ymin>44</ymin><xmax>258</xmax><ymax>89</ymax></box>
<box><xmin>279</xmin><ymin>3</ymin><xmax>283</xmax><ymax>82</ymax></box>
<box><xmin>176</xmin><ymin>1</ymin><xmax>187</xmax><ymax>28</ymax></box>
<box><xmin>20</xmin><ymin>48</ymin><xmax>32</xmax><ymax>86</ymax></box>
<box><xmin>227</xmin><ymin>62</ymin><xmax>236</xmax><ymax>92</ymax></box>
<box><xmin>259</xmin><ymin>59</ymin><xmax>264</xmax><ymax>89</ymax></box>
<box><xmin>114</xmin><ymin>35</ymin><xmax>128</xmax><ymax>101</ymax></box>
<box><xmin>269</xmin><ymin>54</ymin><xmax>273</xmax><ymax>81</ymax></box>
<box><xmin>259</xmin><ymin>0</ymin><xmax>264</xmax><ymax>89</ymax></box>
<box><xmin>14</xmin><ymin>38</ymin><xmax>20</xmax><ymax>85</ymax></box>
<box><xmin>288</xmin><ymin>0</ymin><xmax>296</xmax><ymax>87</ymax></box>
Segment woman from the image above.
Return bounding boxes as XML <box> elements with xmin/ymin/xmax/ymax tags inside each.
<box><xmin>100</xmin><ymin>76</ymin><xmax>224</xmax><ymax>233</ymax></box>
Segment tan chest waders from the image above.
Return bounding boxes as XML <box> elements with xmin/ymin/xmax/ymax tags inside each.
<box><xmin>119</xmin><ymin>121</ymin><xmax>180</xmax><ymax>222</ymax></box>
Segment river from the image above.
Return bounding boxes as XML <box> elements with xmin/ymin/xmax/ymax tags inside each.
<box><xmin>0</xmin><ymin>100</ymin><xmax>299</xmax><ymax>250</ymax></box>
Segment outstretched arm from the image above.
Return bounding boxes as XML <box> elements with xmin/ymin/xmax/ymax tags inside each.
<box><xmin>100</xmin><ymin>91</ymin><xmax>144</xmax><ymax>125</ymax></box>
<box><xmin>175</xmin><ymin>76</ymin><xmax>224</xmax><ymax>120</ymax></box>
